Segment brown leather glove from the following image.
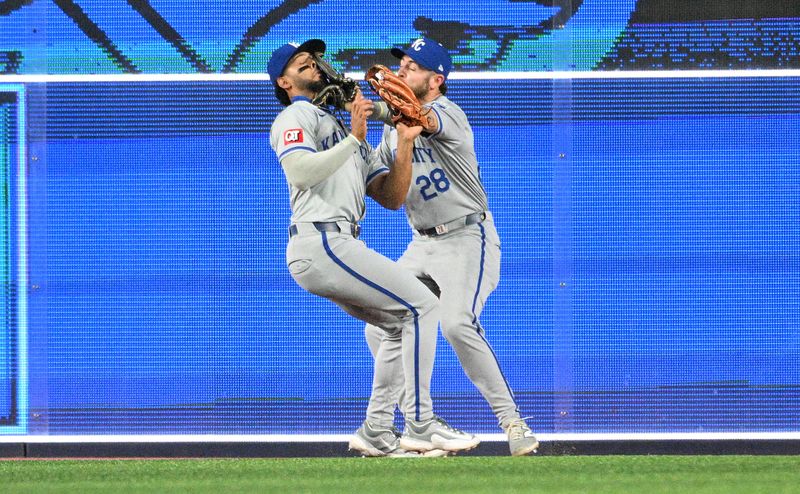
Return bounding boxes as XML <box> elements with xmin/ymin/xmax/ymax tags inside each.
<box><xmin>365</xmin><ymin>64</ymin><xmax>430</xmax><ymax>127</ymax></box>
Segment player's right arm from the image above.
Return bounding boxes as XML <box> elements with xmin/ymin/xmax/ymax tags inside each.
<box><xmin>271</xmin><ymin>104</ymin><xmax>364</xmax><ymax>191</ymax></box>
<box><xmin>367</xmin><ymin>123</ymin><xmax>422</xmax><ymax>210</ymax></box>
<box><xmin>279</xmin><ymin>137</ymin><xmax>362</xmax><ymax>190</ymax></box>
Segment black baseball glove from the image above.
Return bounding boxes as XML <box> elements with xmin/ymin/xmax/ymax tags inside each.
<box><xmin>311</xmin><ymin>54</ymin><xmax>358</xmax><ymax>110</ymax></box>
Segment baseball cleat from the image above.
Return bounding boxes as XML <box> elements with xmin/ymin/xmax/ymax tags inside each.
<box><xmin>392</xmin><ymin>424</ymin><xmax>451</xmax><ymax>457</ymax></box>
<box><xmin>504</xmin><ymin>418</ymin><xmax>539</xmax><ymax>456</ymax></box>
<box><xmin>399</xmin><ymin>415</ymin><xmax>480</xmax><ymax>453</ymax></box>
<box><xmin>348</xmin><ymin>421</ymin><xmax>421</xmax><ymax>457</ymax></box>
<box><xmin>421</xmin><ymin>448</ymin><xmax>453</xmax><ymax>457</ymax></box>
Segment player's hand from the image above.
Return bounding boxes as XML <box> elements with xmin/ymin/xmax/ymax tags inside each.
<box><xmin>343</xmin><ymin>87</ymin><xmax>364</xmax><ymax>112</ymax></box>
<box><xmin>349</xmin><ymin>91</ymin><xmax>373</xmax><ymax>142</ymax></box>
<box><xmin>396</xmin><ymin>122</ymin><xmax>423</xmax><ymax>141</ymax></box>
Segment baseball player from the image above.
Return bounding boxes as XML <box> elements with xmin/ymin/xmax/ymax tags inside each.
<box><xmin>267</xmin><ymin>39</ymin><xmax>479</xmax><ymax>457</ymax></box>
<box><xmin>362</xmin><ymin>38</ymin><xmax>539</xmax><ymax>456</ymax></box>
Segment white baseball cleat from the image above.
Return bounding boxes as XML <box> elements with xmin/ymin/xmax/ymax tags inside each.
<box><xmin>421</xmin><ymin>448</ymin><xmax>453</xmax><ymax>457</ymax></box>
<box><xmin>399</xmin><ymin>415</ymin><xmax>480</xmax><ymax>453</ymax></box>
<box><xmin>504</xmin><ymin>418</ymin><xmax>539</xmax><ymax>456</ymax></box>
<box><xmin>348</xmin><ymin>421</ymin><xmax>420</xmax><ymax>457</ymax></box>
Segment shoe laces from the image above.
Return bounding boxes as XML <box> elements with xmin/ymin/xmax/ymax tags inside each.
<box><xmin>367</xmin><ymin>422</ymin><xmax>402</xmax><ymax>446</ymax></box>
<box><xmin>506</xmin><ymin>418</ymin><xmax>532</xmax><ymax>441</ymax></box>
<box><xmin>432</xmin><ymin>415</ymin><xmax>464</xmax><ymax>433</ymax></box>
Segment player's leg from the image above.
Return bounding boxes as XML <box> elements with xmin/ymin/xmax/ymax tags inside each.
<box><xmin>370</xmin><ymin>240</ymin><xmax>478</xmax><ymax>453</ymax></box>
<box><xmin>291</xmin><ymin>232</ymin><xmax>447</xmax><ymax>422</ymax></box>
<box><xmin>363</xmin><ymin>240</ymin><xmax>435</xmax><ymax>422</ymax></box>
<box><xmin>355</xmin><ymin>324</ymin><xmax>452</xmax><ymax>457</ymax></box>
<box><xmin>428</xmin><ymin>220</ymin><xmax>537</xmax><ymax>455</ymax></box>
<box><xmin>347</xmin><ymin>328</ymin><xmax>419</xmax><ymax>457</ymax></box>
<box><xmin>428</xmin><ymin>223</ymin><xmax>515</xmax><ymax>419</ymax></box>
<box><xmin>289</xmin><ymin>232</ymin><xmax>443</xmax><ymax>456</ymax></box>
<box><xmin>362</xmin><ymin>326</ymin><xmax>403</xmax><ymax>426</ymax></box>
<box><xmin>358</xmin><ymin>240</ymin><xmax>477</xmax><ymax>454</ymax></box>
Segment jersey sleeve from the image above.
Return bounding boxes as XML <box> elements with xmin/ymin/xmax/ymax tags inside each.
<box><xmin>425</xmin><ymin>101</ymin><xmax>467</xmax><ymax>143</ymax></box>
<box><xmin>270</xmin><ymin>105</ymin><xmax>319</xmax><ymax>162</ymax></box>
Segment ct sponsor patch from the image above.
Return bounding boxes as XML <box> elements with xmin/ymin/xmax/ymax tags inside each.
<box><xmin>284</xmin><ymin>128</ymin><xmax>304</xmax><ymax>145</ymax></box>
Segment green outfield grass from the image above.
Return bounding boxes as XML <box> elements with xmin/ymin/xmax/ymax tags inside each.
<box><xmin>1</xmin><ymin>456</ymin><xmax>799</xmax><ymax>493</ymax></box>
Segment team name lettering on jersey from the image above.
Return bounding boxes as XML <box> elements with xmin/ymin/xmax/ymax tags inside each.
<box><xmin>320</xmin><ymin>129</ymin><xmax>347</xmax><ymax>150</ymax></box>
<box><xmin>284</xmin><ymin>129</ymin><xmax>304</xmax><ymax>145</ymax></box>
<box><xmin>392</xmin><ymin>146</ymin><xmax>437</xmax><ymax>164</ymax></box>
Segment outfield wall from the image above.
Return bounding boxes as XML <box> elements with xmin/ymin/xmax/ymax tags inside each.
<box><xmin>1</xmin><ymin>1</ymin><xmax>799</xmax><ymax>443</ymax></box>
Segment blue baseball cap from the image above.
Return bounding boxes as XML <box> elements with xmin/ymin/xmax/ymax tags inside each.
<box><xmin>391</xmin><ymin>38</ymin><xmax>452</xmax><ymax>78</ymax></box>
<box><xmin>267</xmin><ymin>39</ymin><xmax>325</xmax><ymax>86</ymax></box>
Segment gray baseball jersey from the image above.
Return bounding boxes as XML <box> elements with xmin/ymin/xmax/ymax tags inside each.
<box><xmin>271</xmin><ymin>98</ymin><xmax>385</xmax><ymax>223</ymax></box>
<box><xmin>365</xmin><ymin>95</ymin><xmax>521</xmax><ymax>429</ymax></box>
<box><xmin>369</xmin><ymin>95</ymin><xmax>488</xmax><ymax>230</ymax></box>
<box><xmin>271</xmin><ymin>96</ymin><xmax>441</xmax><ymax>425</ymax></box>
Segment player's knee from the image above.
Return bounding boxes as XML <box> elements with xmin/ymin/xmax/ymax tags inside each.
<box><xmin>364</xmin><ymin>324</ymin><xmax>383</xmax><ymax>342</ymax></box>
<box><xmin>364</xmin><ymin>324</ymin><xmax>385</xmax><ymax>355</ymax></box>
<box><xmin>440</xmin><ymin>322</ymin><xmax>464</xmax><ymax>343</ymax></box>
<box><xmin>440</xmin><ymin>311</ymin><xmax>475</xmax><ymax>343</ymax></box>
<box><xmin>415</xmin><ymin>290</ymin><xmax>439</xmax><ymax>318</ymax></box>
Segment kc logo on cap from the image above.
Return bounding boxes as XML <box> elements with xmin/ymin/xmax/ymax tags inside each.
<box><xmin>392</xmin><ymin>37</ymin><xmax>452</xmax><ymax>78</ymax></box>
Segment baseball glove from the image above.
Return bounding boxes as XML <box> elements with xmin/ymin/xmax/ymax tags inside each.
<box><xmin>365</xmin><ymin>64</ymin><xmax>430</xmax><ymax>127</ymax></box>
<box><xmin>311</xmin><ymin>53</ymin><xmax>358</xmax><ymax>110</ymax></box>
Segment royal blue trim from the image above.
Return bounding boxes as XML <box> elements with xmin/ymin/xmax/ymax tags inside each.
<box><xmin>278</xmin><ymin>146</ymin><xmax>316</xmax><ymax>161</ymax></box>
<box><xmin>469</xmin><ymin>224</ymin><xmax>487</xmax><ymax>321</ymax></box>
<box><xmin>366</xmin><ymin>167</ymin><xmax>390</xmax><ymax>185</ymax></box>
<box><xmin>471</xmin><ymin>224</ymin><xmax>519</xmax><ymax>410</ymax></box>
<box><xmin>291</xmin><ymin>95</ymin><xmax>312</xmax><ymax>103</ymax></box>
<box><xmin>320</xmin><ymin>231</ymin><xmax>423</xmax><ymax>421</ymax></box>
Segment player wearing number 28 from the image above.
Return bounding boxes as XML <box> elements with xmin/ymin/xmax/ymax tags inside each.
<box><xmin>363</xmin><ymin>38</ymin><xmax>539</xmax><ymax>456</ymax></box>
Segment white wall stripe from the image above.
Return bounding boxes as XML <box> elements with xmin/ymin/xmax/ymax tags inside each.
<box><xmin>1</xmin><ymin>70</ymin><xmax>799</xmax><ymax>83</ymax></box>
<box><xmin>1</xmin><ymin>432</ymin><xmax>799</xmax><ymax>443</ymax></box>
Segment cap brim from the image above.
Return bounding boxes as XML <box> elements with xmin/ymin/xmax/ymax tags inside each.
<box><xmin>296</xmin><ymin>39</ymin><xmax>326</xmax><ymax>56</ymax></box>
<box><xmin>390</xmin><ymin>47</ymin><xmax>406</xmax><ymax>60</ymax></box>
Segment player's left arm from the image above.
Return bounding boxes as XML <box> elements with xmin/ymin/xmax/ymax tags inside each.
<box><xmin>419</xmin><ymin>105</ymin><xmax>440</xmax><ymax>136</ymax></box>
<box><xmin>367</xmin><ymin>123</ymin><xmax>423</xmax><ymax>210</ymax></box>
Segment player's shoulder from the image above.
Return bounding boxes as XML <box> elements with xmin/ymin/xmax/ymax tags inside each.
<box><xmin>427</xmin><ymin>95</ymin><xmax>456</xmax><ymax>110</ymax></box>
<box><xmin>426</xmin><ymin>96</ymin><xmax>471</xmax><ymax>133</ymax></box>
<box><xmin>272</xmin><ymin>99</ymin><xmax>328</xmax><ymax>131</ymax></box>
<box><xmin>277</xmin><ymin>99</ymin><xmax>327</xmax><ymax>120</ymax></box>
<box><xmin>427</xmin><ymin>95</ymin><xmax>467</xmax><ymax>119</ymax></box>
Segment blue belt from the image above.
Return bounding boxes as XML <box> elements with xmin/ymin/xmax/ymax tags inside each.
<box><xmin>289</xmin><ymin>221</ymin><xmax>361</xmax><ymax>239</ymax></box>
<box><xmin>417</xmin><ymin>211</ymin><xmax>487</xmax><ymax>237</ymax></box>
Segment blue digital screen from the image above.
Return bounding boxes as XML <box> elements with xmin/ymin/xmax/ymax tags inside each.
<box><xmin>3</xmin><ymin>77</ymin><xmax>795</xmax><ymax>435</ymax></box>
<box><xmin>0</xmin><ymin>94</ymin><xmax>12</xmax><ymax>425</ymax></box>
<box><xmin>0</xmin><ymin>86</ymin><xmax>24</xmax><ymax>434</ymax></box>
<box><xmin>3</xmin><ymin>0</ymin><xmax>800</xmax><ymax>74</ymax></box>
<box><xmin>1</xmin><ymin>0</ymin><xmax>799</xmax><ymax>437</ymax></box>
